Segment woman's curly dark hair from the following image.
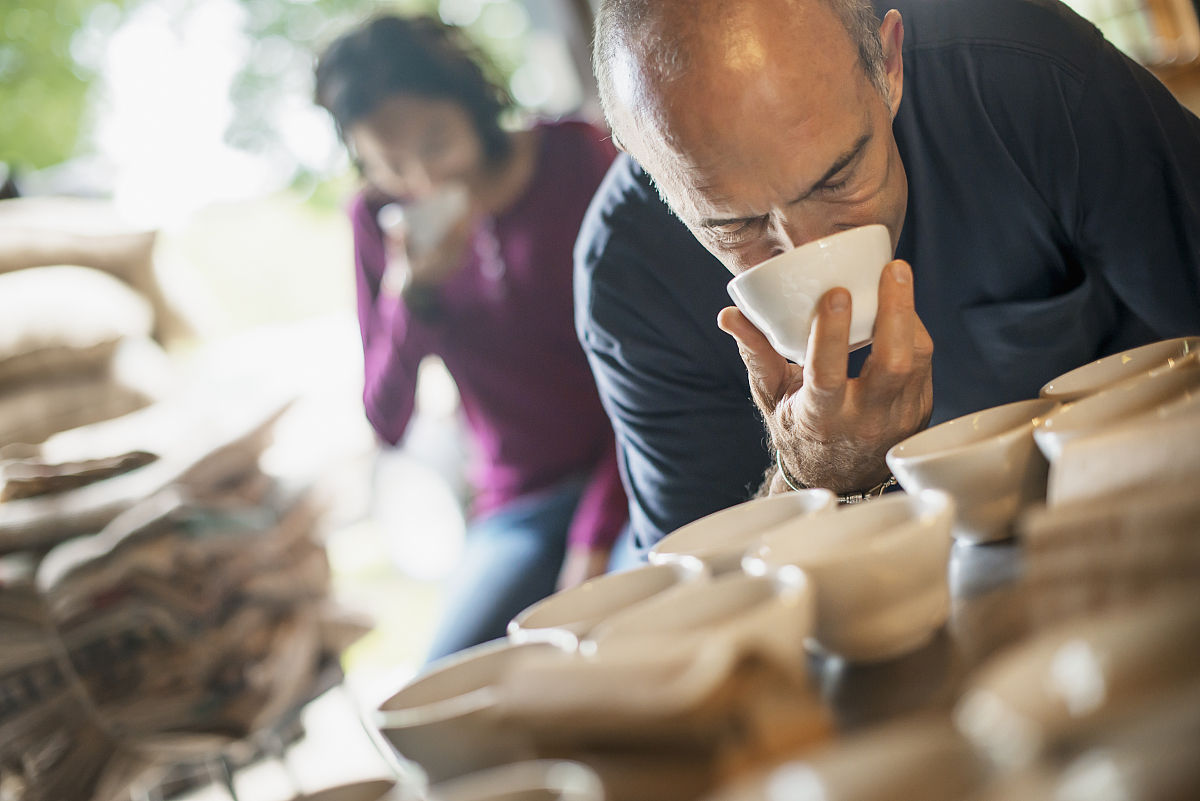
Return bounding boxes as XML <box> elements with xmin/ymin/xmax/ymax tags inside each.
<box><xmin>315</xmin><ymin>14</ymin><xmax>514</xmax><ymax>166</ymax></box>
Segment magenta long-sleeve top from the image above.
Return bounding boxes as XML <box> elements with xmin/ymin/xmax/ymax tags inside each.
<box><xmin>350</xmin><ymin>119</ymin><xmax>626</xmax><ymax>550</ymax></box>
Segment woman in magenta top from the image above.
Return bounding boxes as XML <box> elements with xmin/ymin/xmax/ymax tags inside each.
<box><xmin>315</xmin><ymin>15</ymin><xmax>626</xmax><ymax>662</ymax></box>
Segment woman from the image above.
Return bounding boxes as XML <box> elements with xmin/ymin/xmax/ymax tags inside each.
<box><xmin>315</xmin><ymin>15</ymin><xmax>627</xmax><ymax>663</ymax></box>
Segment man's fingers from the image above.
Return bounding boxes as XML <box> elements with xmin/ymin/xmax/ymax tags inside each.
<box><xmin>717</xmin><ymin>306</ymin><xmax>792</xmax><ymax>410</ymax></box>
<box><xmin>803</xmin><ymin>288</ymin><xmax>852</xmax><ymax>413</ymax></box>
<box><xmin>863</xmin><ymin>260</ymin><xmax>917</xmax><ymax>395</ymax></box>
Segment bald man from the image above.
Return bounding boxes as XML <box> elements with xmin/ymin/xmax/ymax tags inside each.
<box><xmin>575</xmin><ymin>0</ymin><xmax>1200</xmax><ymax>552</ymax></box>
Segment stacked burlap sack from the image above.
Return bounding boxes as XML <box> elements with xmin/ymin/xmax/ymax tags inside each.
<box><xmin>0</xmin><ymin>392</ymin><xmax>370</xmax><ymax>801</ymax></box>
<box><xmin>0</xmin><ymin>196</ymin><xmax>191</xmax><ymax>450</ymax></box>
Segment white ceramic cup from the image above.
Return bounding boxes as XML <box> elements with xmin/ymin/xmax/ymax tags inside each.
<box><xmin>705</xmin><ymin>717</ymin><xmax>984</xmax><ymax>801</ymax></box>
<box><xmin>583</xmin><ymin>570</ymin><xmax>815</xmax><ymax>674</ymax></box>
<box><xmin>428</xmin><ymin>760</ymin><xmax>605</xmax><ymax>801</ymax></box>
<box><xmin>726</xmin><ymin>224</ymin><xmax>892</xmax><ymax>364</ymax></box>
<box><xmin>375</xmin><ymin>640</ymin><xmax>566</xmax><ymax>783</ymax></box>
<box><xmin>1039</xmin><ymin>336</ymin><xmax>1200</xmax><ymax>402</ymax></box>
<box><xmin>494</xmin><ymin>573</ymin><xmax>818</xmax><ymax>747</ymax></box>
<box><xmin>744</xmin><ymin>490</ymin><xmax>955</xmax><ymax>663</ymax></box>
<box><xmin>886</xmin><ymin>398</ymin><xmax>1059</xmax><ymax>543</ymax></box>
<box><xmin>507</xmin><ymin>560</ymin><xmax>706</xmax><ymax>648</ymax></box>
<box><xmin>648</xmin><ymin>489</ymin><xmax>836</xmax><ymax>574</ymax></box>
<box><xmin>378</xmin><ymin>183</ymin><xmax>470</xmax><ymax>257</ymax></box>
<box><xmin>297</xmin><ymin>780</ymin><xmax>398</xmax><ymax>801</ymax></box>
<box><xmin>1033</xmin><ymin>353</ymin><xmax>1200</xmax><ymax>463</ymax></box>
<box><xmin>954</xmin><ymin>598</ymin><xmax>1200</xmax><ymax>770</ymax></box>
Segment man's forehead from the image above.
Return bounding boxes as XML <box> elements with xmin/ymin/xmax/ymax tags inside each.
<box><xmin>609</xmin><ymin>0</ymin><xmax>864</xmax><ymax>199</ymax></box>
<box><xmin>635</xmin><ymin>81</ymin><xmax>872</xmax><ymax>225</ymax></box>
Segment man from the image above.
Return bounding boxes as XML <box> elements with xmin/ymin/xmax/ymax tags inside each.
<box><xmin>576</xmin><ymin>0</ymin><xmax>1200</xmax><ymax>552</ymax></box>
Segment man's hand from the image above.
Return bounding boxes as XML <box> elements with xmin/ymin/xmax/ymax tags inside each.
<box><xmin>557</xmin><ymin>543</ymin><xmax>613</xmax><ymax>591</ymax></box>
<box><xmin>717</xmin><ymin>259</ymin><xmax>933</xmax><ymax>493</ymax></box>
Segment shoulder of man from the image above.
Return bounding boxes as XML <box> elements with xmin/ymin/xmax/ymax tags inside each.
<box><xmin>575</xmin><ymin>154</ymin><xmax>664</xmax><ymax>269</ymax></box>
<box><xmin>574</xmin><ymin>154</ymin><xmax>720</xmax><ymax>317</ymax></box>
<box><xmin>890</xmin><ymin>0</ymin><xmax>1104</xmax><ymax>70</ymax></box>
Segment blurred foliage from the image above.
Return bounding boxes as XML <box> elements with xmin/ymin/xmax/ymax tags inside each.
<box><xmin>0</xmin><ymin>0</ymin><xmax>548</xmax><ymax>184</ymax></box>
<box><xmin>0</xmin><ymin>1</ymin><xmax>129</xmax><ymax>170</ymax></box>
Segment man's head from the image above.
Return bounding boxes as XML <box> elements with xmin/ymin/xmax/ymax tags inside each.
<box><xmin>594</xmin><ymin>0</ymin><xmax>908</xmax><ymax>273</ymax></box>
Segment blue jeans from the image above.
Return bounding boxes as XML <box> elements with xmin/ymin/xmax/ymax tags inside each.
<box><xmin>423</xmin><ymin>477</ymin><xmax>589</xmax><ymax>664</ymax></box>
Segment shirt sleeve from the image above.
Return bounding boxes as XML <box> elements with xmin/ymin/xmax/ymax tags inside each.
<box><xmin>349</xmin><ymin>193</ymin><xmax>434</xmax><ymax>446</ymax></box>
<box><xmin>564</xmin><ymin>437</ymin><xmax>627</xmax><ymax>550</ymax></box>
<box><xmin>1069</xmin><ymin>40</ymin><xmax>1200</xmax><ymax>335</ymax></box>
<box><xmin>574</xmin><ymin>159</ymin><xmax>772</xmax><ymax>551</ymax></box>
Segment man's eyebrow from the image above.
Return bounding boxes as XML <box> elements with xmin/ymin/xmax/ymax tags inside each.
<box><xmin>792</xmin><ymin>131</ymin><xmax>872</xmax><ymax>203</ymax></box>
<box><xmin>698</xmin><ymin>131</ymin><xmax>873</xmax><ymax>229</ymax></box>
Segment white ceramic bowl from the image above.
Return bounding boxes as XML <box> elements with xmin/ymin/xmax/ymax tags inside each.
<box><xmin>954</xmin><ymin>598</ymin><xmax>1200</xmax><ymax>770</ymax></box>
<box><xmin>494</xmin><ymin>573</ymin><xmax>825</xmax><ymax>754</ymax></box>
<box><xmin>378</xmin><ymin>183</ymin><xmax>469</xmax><ymax>257</ymax></box>
<box><xmin>375</xmin><ymin>640</ymin><xmax>566</xmax><ymax>783</ymax></box>
<box><xmin>649</xmin><ymin>489</ymin><xmax>836</xmax><ymax>574</ymax></box>
<box><xmin>298</xmin><ymin>780</ymin><xmax>398</xmax><ymax>801</ymax></box>
<box><xmin>886</xmin><ymin>398</ymin><xmax>1059</xmax><ymax>543</ymax></box>
<box><xmin>727</xmin><ymin>224</ymin><xmax>892</xmax><ymax>364</ymax></box>
<box><xmin>507</xmin><ymin>560</ymin><xmax>705</xmax><ymax>648</ymax></box>
<box><xmin>1039</xmin><ymin>336</ymin><xmax>1200</xmax><ymax>402</ymax></box>
<box><xmin>584</xmin><ymin>571</ymin><xmax>815</xmax><ymax>673</ymax></box>
<box><xmin>704</xmin><ymin>717</ymin><xmax>984</xmax><ymax>801</ymax></box>
<box><xmin>1044</xmin><ymin>394</ymin><xmax>1200</xmax><ymax>506</ymax></box>
<box><xmin>744</xmin><ymin>490</ymin><xmax>955</xmax><ymax>663</ymax></box>
<box><xmin>428</xmin><ymin>760</ymin><xmax>605</xmax><ymax>801</ymax></box>
<box><xmin>1034</xmin><ymin>353</ymin><xmax>1200</xmax><ymax>463</ymax></box>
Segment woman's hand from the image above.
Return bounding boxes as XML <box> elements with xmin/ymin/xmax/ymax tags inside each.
<box><xmin>380</xmin><ymin>202</ymin><xmax>476</xmax><ymax>298</ymax></box>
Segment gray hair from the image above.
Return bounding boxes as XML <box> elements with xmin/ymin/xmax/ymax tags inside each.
<box><xmin>593</xmin><ymin>0</ymin><xmax>888</xmax><ymax>133</ymax></box>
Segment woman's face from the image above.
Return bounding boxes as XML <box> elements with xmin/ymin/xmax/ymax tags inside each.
<box><xmin>346</xmin><ymin>94</ymin><xmax>485</xmax><ymax>200</ymax></box>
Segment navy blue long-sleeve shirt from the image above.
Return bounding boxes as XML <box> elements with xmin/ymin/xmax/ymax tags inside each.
<box><xmin>574</xmin><ymin>0</ymin><xmax>1200</xmax><ymax>551</ymax></box>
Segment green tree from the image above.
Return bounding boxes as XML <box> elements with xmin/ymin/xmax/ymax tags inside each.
<box><xmin>0</xmin><ymin>1</ymin><xmax>128</xmax><ymax>170</ymax></box>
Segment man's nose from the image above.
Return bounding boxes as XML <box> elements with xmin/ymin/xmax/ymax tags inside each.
<box><xmin>770</xmin><ymin>211</ymin><xmax>838</xmax><ymax>252</ymax></box>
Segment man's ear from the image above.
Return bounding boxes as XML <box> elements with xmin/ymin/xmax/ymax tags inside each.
<box><xmin>879</xmin><ymin>10</ymin><xmax>904</xmax><ymax>117</ymax></box>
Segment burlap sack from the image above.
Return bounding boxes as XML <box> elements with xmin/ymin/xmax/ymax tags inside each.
<box><xmin>0</xmin><ymin>265</ymin><xmax>154</xmax><ymax>388</ymax></box>
<box><xmin>0</xmin><ymin>197</ymin><xmax>191</xmax><ymax>343</ymax></box>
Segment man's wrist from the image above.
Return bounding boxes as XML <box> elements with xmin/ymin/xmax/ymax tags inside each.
<box><xmin>774</xmin><ymin>447</ymin><xmax>897</xmax><ymax>502</ymax></box>
<box><xmin>775</xmin><ymin>449</ymin><xmax>807</xmax><ymax>492</ymax></box>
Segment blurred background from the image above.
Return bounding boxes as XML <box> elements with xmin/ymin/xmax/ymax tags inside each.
<box><xmin>2</xmin><ymin>0</ymin><xmax>1199</xmax><ymax>706</ymax></box>
<box><xmin>2</xmin><ymin>2</ymin><xmax>1200</xmax><ymax>798</ymax></box>
<box><xmin>0</xmin><ymin>0</ymin><xmax>602</xmax><ymax>706</ymax></box>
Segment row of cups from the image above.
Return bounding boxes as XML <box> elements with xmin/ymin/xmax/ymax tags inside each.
<box><xmin>376</xmin><ymin>488</ymin><xmax>957</xmax><ymax>788</ymax></box>
<box><xmin>374</xmin><ymin>334</ymin><xmax>1197</xmax><ymax>793</ymax></box>
<box><xmin>886</xmin><ymin>336</ymin><xmax>1198</xmax><ymax>542</ymax></box>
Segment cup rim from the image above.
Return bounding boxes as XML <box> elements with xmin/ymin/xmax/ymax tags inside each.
<box><xmin>377</xmin><ymin>639</ymin><xmax>553</xmax><ymax>726</ymax></box>
<box><xmin>726</xmin><ymin>223</ymin><xmax>891</xmax><ymax>289</ymax></box>
<box><xmin>508</xmin><ymin>560</ymin><xmax>703</xmax><ymax>640</ymax></box>
<box><xmin>745</xmin><ymin>489</ymin><xmax>954</xmax><ymax>571</ymax></box>
<box><xmin>1039</xmin><ymin>336</ymin><xmax>1200</xmax><ymax>400</ymax></box>
<box><xmin>649</xmin><ymin>488</ymin><xmax>836</xmax><ymax>562</ymax></box>
<box><xmin>1038</xmin><ymin>351</ymin><xmax>1200</xmax><ymax>437</ymax></box>
<box><xmin>886</xmin><ymin>398</ymin><xmax>1060</xmax><ymax>465</ymax></box>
